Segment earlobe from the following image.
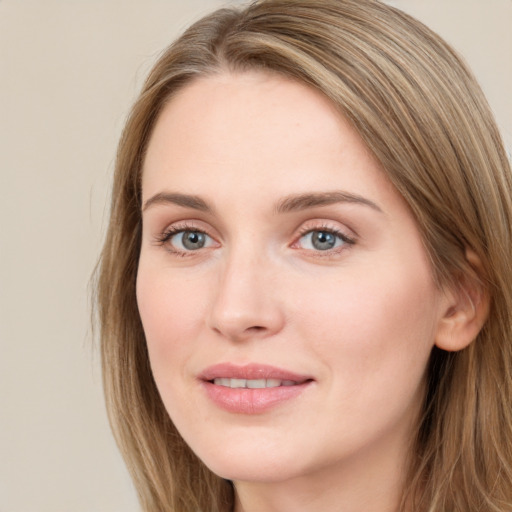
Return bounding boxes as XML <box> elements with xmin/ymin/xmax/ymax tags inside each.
<box><xmin>434</xmin><ymin>249</ymin><xmax>490</xmax><ymax>352</ymax></box>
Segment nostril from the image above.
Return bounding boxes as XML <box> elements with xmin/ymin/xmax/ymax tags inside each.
<box><xmin>247</xmin><ymin>325</ymin><xmax>265</xmax><ymax>332</ymax></box>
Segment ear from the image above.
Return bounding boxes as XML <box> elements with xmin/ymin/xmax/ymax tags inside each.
<box><xmin>435</xmin><ymin>249</ymin><xmax>490</xmax><ymax>352</ymax></box>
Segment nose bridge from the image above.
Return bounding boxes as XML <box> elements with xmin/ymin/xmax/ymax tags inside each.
<box><xmin>208</xmin><ymin>240</ymin><xmax>284</xmax><ymax>341</ymax></box>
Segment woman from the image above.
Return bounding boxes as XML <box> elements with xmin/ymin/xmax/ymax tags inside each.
<box><xmin>96</xmin><ymin>0</ymin><xmax>512</xmax><ymax>510</ymax></box>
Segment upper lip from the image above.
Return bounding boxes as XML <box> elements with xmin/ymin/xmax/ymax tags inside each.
<box><xmin>199</xmin><ymin>363</ymin><xmax>313</xmax><ymax>383</ymax></box>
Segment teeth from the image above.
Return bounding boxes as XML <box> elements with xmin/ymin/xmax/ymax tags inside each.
<box><xmin>212</xmin><ymin>378</ymin><xmax>297</xmax><ymax>388</ymax></box>
<box><xmin>231</xmin><ymin>378</ymin><xmax>246</xmax><ymax>388</ymax></box>
<box><xmin>247</xmin><ymin>379</ymin><xmax>266</xmax><ymax>389</ymax></box>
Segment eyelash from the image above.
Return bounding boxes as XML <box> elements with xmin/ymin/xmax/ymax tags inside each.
<box><xmin>154</xmin><ymin>223</ymin><xmax>214</xmax><ymax>257</ymax></box>
<box><xmin>154</xmin><ymin>223</ymin><xmax>355</xmax><ymax>257</ymax></box>
<box><xmin>294</xmin><ymin>224</ymin><xmax>355</xmax><ymax>255</ymax></box>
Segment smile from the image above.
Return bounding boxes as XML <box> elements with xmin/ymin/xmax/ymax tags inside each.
<box><xmin>212</xmin><ymin>378</ymin><xmax>298</xmax><ymax>388</ymax></box>
<box><xmin>200</xmin><ymin>363</ymin><xmax>313</xmax><ymax>414</ymax></box>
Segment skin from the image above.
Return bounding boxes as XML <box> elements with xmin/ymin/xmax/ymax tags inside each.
<box><xmin>137</xmin><ymin>71</ymin><xmax>457</xmax><ymax>512</ymax></box>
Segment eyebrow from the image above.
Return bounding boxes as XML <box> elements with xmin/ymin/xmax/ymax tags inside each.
<box><xmin>275</xmin><ymin>191</ymin><xmax>383</xmax><ymax>214</ymax></box>
<box><xmin>142</xmin><ymin>192</ymin><xmax>213</xmax><ymax>213</ymax></box>
<box><xmin>142</xmin><ymin>190</ymin><xmax>383</xmax><ymax>215</ymax></box>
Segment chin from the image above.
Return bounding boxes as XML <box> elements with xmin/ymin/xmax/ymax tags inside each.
<box><xmin>186</xmin><ymin>434</ymin><xmax>308</xmax><ymax>483</ymax></box>
<box><xmin>197</xmin><ymin>434</ymin><xmax>343</xmax><ymax>487</ymax></box>
<box><xmin>206</xmin><ymin>458</ymin><xmax>302</xmax><ymax>484</ymax></box>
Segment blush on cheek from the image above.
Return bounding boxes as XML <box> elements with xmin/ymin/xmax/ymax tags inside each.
<box><xmin>136</xmin><ymin>267</ymin><xmax>210</xmax><ymax>389</ymax></box>
<box><xmin>137</xmin><ymin>270</ymin><xmax>175</xmax><ymax>360</ymax></box>
<box><xmin>307</xmin><ymin>271</ymin><xmax>436</xmax><ymax>378</ymax></box>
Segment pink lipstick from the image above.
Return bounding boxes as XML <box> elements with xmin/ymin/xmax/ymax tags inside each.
<box><xmin>199</xmin><ymin>363</ymin><xmax>313</xmax><ymax>414</ymax></box>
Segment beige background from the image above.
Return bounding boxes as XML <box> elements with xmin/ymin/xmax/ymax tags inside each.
<box><xmin>1</xmin><ymin>1</ymin><xmax>510</xmax><ymax>511</ymax></box>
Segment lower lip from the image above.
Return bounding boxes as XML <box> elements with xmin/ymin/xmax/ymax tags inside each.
<box><xmin>201</xmin><ymin>381</ymin><xmax>311</xmax><ymax>414</ymax></box>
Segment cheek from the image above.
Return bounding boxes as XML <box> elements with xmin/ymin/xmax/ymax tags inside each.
<box><xmin>136</xmin><ymin>265</ymin><xmax>209</xmax><ymax>379</ymax></box>
<box><xmin>295</xmin><ymin>262</ymin><xmax>440</xmax><ymax>394</ymax></box>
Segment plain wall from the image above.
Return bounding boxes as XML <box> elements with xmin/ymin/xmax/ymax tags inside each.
<box><xmin>1</xmin><ymin>1</ymin><xmax>510</xmax><ymax>511</ymax></box>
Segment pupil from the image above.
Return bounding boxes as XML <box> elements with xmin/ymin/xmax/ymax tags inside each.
<box><xmin>312</xmin><ymin>231</ymin><xmax>335</xmax><ymax>250</ymax></box>
<box><xmin>182</xmin><ymin>231</ymin><xmax>205</xmax><ymax>250</ymax></box>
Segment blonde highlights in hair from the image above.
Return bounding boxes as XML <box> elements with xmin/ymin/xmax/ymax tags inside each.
<box><xmin>96</xmin><ymin>1</ymin><xmax>512</xmax><ymax>510</ymax></box>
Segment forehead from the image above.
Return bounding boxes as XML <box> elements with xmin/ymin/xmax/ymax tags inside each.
<box><xmin>142</xmin><ymin>70</ymin><xmax>393</xmax><ymax>207</ymax></box>
<box><xmin>144</xmin><ymin>71</ymin><xmax>344</xmax><ymax>166</ymax></box>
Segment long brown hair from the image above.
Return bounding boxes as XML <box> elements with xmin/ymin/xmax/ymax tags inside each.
<box><xmin>95</xmin><ymin>1</ymin><xmax>512</xmax><ymax>510</ymax></box>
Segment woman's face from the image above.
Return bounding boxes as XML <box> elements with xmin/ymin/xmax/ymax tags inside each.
<box><xmin>137</xmin><ymin>71</ymin><xmax>450</xmax><ymax>485</ymax></box>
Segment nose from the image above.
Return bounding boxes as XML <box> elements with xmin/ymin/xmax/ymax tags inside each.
<box><xmin>207</xmin><ymin>249</ymin><xmax>285</xmax><ymax>342</ymax></box>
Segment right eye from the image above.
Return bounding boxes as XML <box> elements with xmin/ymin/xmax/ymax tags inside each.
<box><xmin>165</xmin><ymin>229</ymin><xmax>215</xmax><ymax>252</ymax></box>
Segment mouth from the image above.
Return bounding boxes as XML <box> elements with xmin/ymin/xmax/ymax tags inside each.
<box><xmin>211</xmin><ymin>378</ymin><xmax>300</xmax><ymax>388</ymax></box>
<box><xmin>199</xmin><ymin>363</ymin><xmax>314</xmax><ymax>414</ymax></box>
<box><xmin>200</xmin><ymin>362</ymin><xmax>312</xmax><ymax>385</ymax></box>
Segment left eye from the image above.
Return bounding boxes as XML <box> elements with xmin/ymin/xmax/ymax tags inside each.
<box><xmin>169</xmin><ymin>230</ymin><xmax>214</xmax><ymax>251</ymax></box>
<box><xmin>298</xmin><ymin>230</ymin><xmax>348</xmax><ymax>251</ymax></box>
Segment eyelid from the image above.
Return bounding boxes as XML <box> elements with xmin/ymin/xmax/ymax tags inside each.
<box><xmin>154</xmin><ymin>218</ymin><xmax>217</xmax><ymax>239</ymax></box>
<box><xmin>294</xmin><ymin>219</ymin><xmax>355</xmax><ymax>240</ymax></box>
